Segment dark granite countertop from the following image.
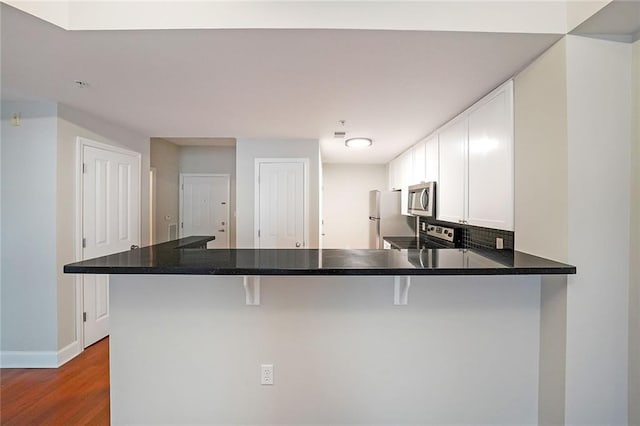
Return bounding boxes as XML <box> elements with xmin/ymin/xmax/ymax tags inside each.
<box><xmin>63</xmin><ymin>236</ymin><xmax>576</xmax><ymax>276</ymax></box>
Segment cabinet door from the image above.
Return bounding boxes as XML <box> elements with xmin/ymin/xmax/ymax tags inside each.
<box><xmin>467</xmin><ymin>84</ymin><xmax>514</xmax><ymax>230</ymax></box>
<box><xmin>388</xmin><ymin>159</ymin><xmax>397</xmax><ymax>191</ymax></box>
<box><xmin>437</xmin><ymin>117</ymin><xmax>466</xmax><ymax>224</ymax></box>
<box><xmin>399</xmin><ymin>150</ymin><xmax>413</xmax><ymax>215</ymax></box>
<box><xmin>424</xmin><ymin>135</ymin><xmax>439</xmax><ymax>183</ymax></box>
<box><xmin>412</xmin><ymin>140</ymin><xmax>426</xmax><ymax>183</ymax></box>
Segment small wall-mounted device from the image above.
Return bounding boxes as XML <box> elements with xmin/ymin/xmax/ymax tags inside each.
<box><xmin>11</xmin><ymin>113</ymin><xmax>20</xmax><ymax>127</ymax></box>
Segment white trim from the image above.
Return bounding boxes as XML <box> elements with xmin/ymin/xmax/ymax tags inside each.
<box><xmin>0</xmin><ymin>340</ymin><xmax>81</xmax><ymax>368</ymax></box>
<box><xmin>149</xmin><ymin>167</ymin><xmax>157</xmax><ymax>246</ymax></box>
<box><xmin>74</xmin><ymin>136</ymin><xmax>142</xmax><ymax>351</ymax></box>
<box><xmin>178</xmin><ymin>173</ymin><xmax>231</xmax><ymax>247</ymax></box>
<box><xmin>57</xmin><ymin>340</ymin><xmax>81</xmax><ymax>366</ymax></box>
<box><xmin>254</xmin><ymin>158</ymin><xmax>310</xmax><ymax>248</ymax></box>
<box><xmin>0</xmin><ymin>351</ymin><xmax>58</xmax><ymax>368</ymax></box>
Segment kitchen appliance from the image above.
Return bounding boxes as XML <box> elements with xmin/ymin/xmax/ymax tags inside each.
<box><xmin>408</xmin><ymin>224</ymin><xmax>462</xmax><ymax>267</ymax></box>
<box><xmin>422</xmin><ymin>224</ymin><xmax>461</xmax><ymax>248</ymax></box>
<box><xmin>369</xmin><ymin>190</ymin><xmax>414</xmax><ymax>249</ymax></box>
<box><xmin>408</xmin><ymin>182</ymin><xmax>436</xmax><ymax>217</ymax></box>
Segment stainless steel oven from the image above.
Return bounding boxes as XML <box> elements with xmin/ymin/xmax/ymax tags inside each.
<box><xmin>408</xmin><ymin>182</ymin><xmax>435</xmax><ymax>217</ymax></box>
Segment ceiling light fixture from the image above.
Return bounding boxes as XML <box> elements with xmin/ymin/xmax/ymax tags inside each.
<box><xmin>345</xmin><ymin>137</ymin><xmax>372</xmax><ymax>148</ymax></box>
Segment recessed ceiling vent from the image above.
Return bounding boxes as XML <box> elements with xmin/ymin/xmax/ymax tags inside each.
<box><xmin>334</xmin><ymin>131</ymin><xmax>346</xmax><ymax>138</ymax></box>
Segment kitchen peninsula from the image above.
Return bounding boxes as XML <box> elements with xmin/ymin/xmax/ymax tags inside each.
<box><xmin>65</xmin><ymin>237</ymin><xmax>575</xmax><ymax>424</ymax></box>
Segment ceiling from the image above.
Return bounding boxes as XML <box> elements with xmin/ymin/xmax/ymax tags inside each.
<box><xmin>571</xmin><ymin>0</ymin><xmax>640</xmax><ymax>41</ymax></box>
<box><xmin>0</xmin><ymin>4</ymin><xmax>565</xmax><ymax>163</ymax></box>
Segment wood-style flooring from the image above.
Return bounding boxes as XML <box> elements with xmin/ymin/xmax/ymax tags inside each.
<box><xmin>0</xmin><ymin>337</ymin><xmax>110</xmax><ymax>425</ymax></box>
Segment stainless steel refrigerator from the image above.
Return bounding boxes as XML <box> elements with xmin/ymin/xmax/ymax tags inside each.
<box><xmin>368</xmin><ymin>190</ymin><xmax>414</xmax><ymax>249</ymax></box>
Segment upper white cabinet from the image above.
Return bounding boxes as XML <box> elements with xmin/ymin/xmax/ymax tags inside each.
<box><xmin>436</xmin><ymin>80</ymin><xmax>514</xmax><ymax>230</ymax></box>
<box><xmin>412</xmin><ymin>140</ymin><xmax>426</xmax><ymax>183</ymax></box>
<box><xmin>388</xmin><ymin>79</ymin><xmax>514</xmax><ymax>231</ymax></box>
<box><xmin>388</xmin><ymin>158</ymin><xmax>399</xmax><ymax>191</ymax></box>
<box><xmin>398</xmin><ymin>150</ymin><xmax>413</xmax><ymax>215</ymax></box>
<box><xmin>424</xmin><ymin>135</ymin><xmax>439</xmax><ymax>183</ymax></box>
<box><xmin>466</xmin><ymin>82</ymin><xmax>514</xmax><ymax>230</ymax></box>
<box><xmin>388</xmin><ymin>150</ymin><xmax>413</xmax><ymax>215</ymax></box>
<box><xmin>437</xmin><ymin>117</ymin><xmax>467</xmax><ymax>224</ymax></box>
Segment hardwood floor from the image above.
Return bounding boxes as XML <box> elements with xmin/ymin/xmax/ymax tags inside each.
<box><xmin>0</xmin><ymin>337</ymin><xmax>110</xmax><ymax>425</ymax></box>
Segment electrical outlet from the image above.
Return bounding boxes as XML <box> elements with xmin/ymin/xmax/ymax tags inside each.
<box><xmin>261</xmin><ymin>364</ymin><xmax>274</xmax><ymax>385</ymax></box>
<box><xmin>496</xmin><ymin>237</ymin><xmax>504</xmax><ymax>249</ymax></box>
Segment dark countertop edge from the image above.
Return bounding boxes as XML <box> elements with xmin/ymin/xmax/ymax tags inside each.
<box><xmin>63</xmin><ymin>266</ymin><xmax>576</xmax><ymax>276</ymax></box>
<box><xmin>162</xmin><ymin>236</ymin><xmax>215</xmax><ymax>249</ymax></box>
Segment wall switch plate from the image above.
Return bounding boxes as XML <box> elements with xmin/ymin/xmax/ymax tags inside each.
<box><xmin>261</xmin><ymin>364</ymin><xmax>274</xmax><ymax>385</ymax></box>
<box><xmin>496</xmin><ymin>238</ymin><xmax>504</xmax><ymax>249</ymax></box>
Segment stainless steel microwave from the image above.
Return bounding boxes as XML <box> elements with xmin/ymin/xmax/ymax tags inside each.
<box><xmin>408</xmin><ymin>182</ymin><xmax>436</xmax><ymax>217</ymax></box>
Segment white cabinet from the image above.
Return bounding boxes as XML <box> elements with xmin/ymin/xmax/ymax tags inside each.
<box><xmin>437</xmin><ymin>117</ymin><xmax>467</xmax><ymax>224</ymax></box>
<box><xmin>411</xmin><ymin>136</ymin><xmax>438</xmax><ymax>184</ymax></box>
<box><xmin>398</xmin><ymin>150</ymin><xmax>413</xmax><ymax>215</ymax></box>
<box><xmin>387</xmin><ymin>151</ymin><xmax>413</xmax><ymax>215</ymax></box>
<box><xmin>466</xmin><ymin>83</ymin><xmax>514</xmax><ymax>231</ymax></box>
<box><xmin>388</xmin><ymin>80</ymin><xmax>513</xmax><ymax>231</ymax></box>
<box><xmin>412</xmin><ymin>140</ymin><xmax>426</xmax><ymax>183</ymax></box>
<box><xmin>424</xmin><ymin>135</ymin><xmax>439</xmax><ymax>183</ymax></box>
<box><xmin>388</xmin><ymin>158</ymin><xmax>399</xmax><ymax>191</ymax></box>
<box><xmin>436</xmin><ymin>81</ymin><xmax>514</xmax><ymax>231</ymax></box>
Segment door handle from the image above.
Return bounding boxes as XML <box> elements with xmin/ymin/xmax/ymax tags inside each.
<box><xmin>218</xmin><ymin>229</ymin><xmax>225</xmax><ymax>232</ymax></box>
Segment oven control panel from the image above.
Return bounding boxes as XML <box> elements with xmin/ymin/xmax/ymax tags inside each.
<box><xmin>426</xmin><ymin>225</ymin><xmax>456</xmax><ymax>243</ymax></box>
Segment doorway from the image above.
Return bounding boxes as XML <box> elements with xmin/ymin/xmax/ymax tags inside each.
<box><xmin>179</xmin><ymin>174</ymin><xmax>230</xmax><ymax>248</ymax></box>
<box><xmin>254</xmin><ymin>158</ymin><xmax>308</xmax><ymax>248</ymax></box>
<box><xmin>77</xmin><ymin>138</ymin><xmax>141</xmax><ymax>348</ymax></box>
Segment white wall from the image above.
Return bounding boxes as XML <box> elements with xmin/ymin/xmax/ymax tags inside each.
<box><xmin>150</xmin><ymin>138</ymin><xmax>180</xmax><ymax>243</ymax></box>
<box><xmin>322</xmin><ymin>164</ymin><xmax>386</xmax><ymax>249</ymax></box>
<box><xmin>514</xmin><ymin>38</ymin><xmax>569</xmax><ymax>425</ymax></box>
<box><xmin>0</xmin><ymin>100</ymin><xmax>151</xmax><ymax>365</ymax></box>
<box><xmin>565</xmin><ymin>35</ymin><xmax>632</xmax><ymax>425</ymax></box>
<box><xmin>57</xmin><ymin>104</ymin><xmax>150</xmax><ymax>350</ymax></box>
<box><xmin>110</xmin><ymin>274</ymin><xmax>541</xmax><ymax>425</ymax></box>
<box><xmin>514</xmin><ymin>34</ymin><xmax>636</xmax><ymax>423</ymax></box>
<box><xmin>629</xmin><ymin>38</ymin><xmax>640</xmax><ymax>426</ymax></box>
<box><xmin>236</xmin><ymin>139</ymin><xmax>320</xmax><ymax>248</ymax></box>
<box><xmin>179</xmin><ymin>145</ymin><xmax>236</xmax><ymax>247</ymax></box>
<box><xmin>514</xmin><ymin>38</ymin><xmax>568</xmax><ymax>263</ymax></box>
<box><xmin>1</xmin><ymin>101</ymin><xmax>58</xmax><ymax>354</ymax></box>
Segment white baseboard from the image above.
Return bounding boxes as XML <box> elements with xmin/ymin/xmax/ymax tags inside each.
<box><xmin>57</xmin><ymin>340</ymin><xmax>81</xmax><ymax>366</ymax></box>
<box><xmin>1</xmin><ymin>340</ymin><xmax>81</xmax><ymax>368</ymax></box>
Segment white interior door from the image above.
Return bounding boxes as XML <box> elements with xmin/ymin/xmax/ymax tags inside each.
<box><xmin>82</xmin><ymin>143</ymin><xmax>140</xmax><ymax>348</ymax></box>
<box><xmin>257</xmin><ymin>161</ymin><xmax>305</xmax><ymax>248</ymax></box>
<box><xmin>180</xmin><ymin>174</ymin><xmax>230</xmax><ymax>248</ymax></box>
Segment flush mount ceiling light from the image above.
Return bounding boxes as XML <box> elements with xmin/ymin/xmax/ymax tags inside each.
<box><xmin>345</xmin><ymin>137</ymin><xmax>372</xmax><ymax>148</ymax></box>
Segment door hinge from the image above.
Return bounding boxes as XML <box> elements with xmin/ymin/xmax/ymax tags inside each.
<box><xmin>82</xmin><ymin>163</ymin><xmax>87</xmax><ymax>174</ymax></box>
<box><xmin>181</xmin><ymin>222</ymin><xmax>183</xmax><ymax>229</ymax></box>
<box><xmin>82</xmin><ymin>238</ymin><xmax>86</xmax><ymax>248</ymax></box>
<box><xmin>83</xmin><ymin>312</ymin><xmax>87</xmax><ymax>322</ymax></box>
<box><xmin>258</xmin><ymin>230</ymin><xmax>261</xmax><ymax>237</ymax></box>
<box><xmin>181</xmin><ymin>183</ymin><xmax>184</xmax><ymax>190</ymax></box>
<box><xmin>257</xmin><ymin>175</ymin><xmax>260</xmax><ymax>184</ymax></box>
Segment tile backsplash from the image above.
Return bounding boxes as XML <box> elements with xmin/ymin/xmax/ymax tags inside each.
<box><xmin>418</xmin><ymin>217</ymin><xmax>514</xmax><ymax>250</ymax></box>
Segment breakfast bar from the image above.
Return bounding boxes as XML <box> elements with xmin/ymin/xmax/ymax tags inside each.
<box><xmin>64</xmin><ymin>237</ymin><xmax>575</xmax><ymax>424</ymax></box>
